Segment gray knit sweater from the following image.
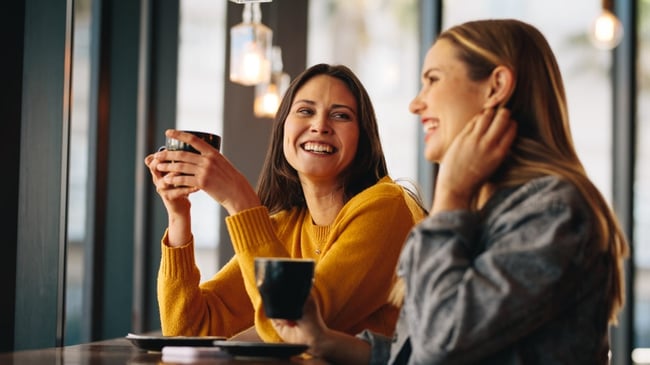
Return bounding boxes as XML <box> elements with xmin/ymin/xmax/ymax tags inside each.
<box><xmin>360</xmin><ymin>175</ymin><xmax>613</xmax><ymax>365</ymax></box>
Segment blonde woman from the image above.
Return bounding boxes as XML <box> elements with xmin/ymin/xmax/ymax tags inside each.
<box><xmin>272</xmin><ymin>19</ymin><xmax>629</xmax><ymax>365</ymax></box>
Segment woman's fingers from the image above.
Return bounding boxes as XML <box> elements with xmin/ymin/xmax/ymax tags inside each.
<box><xmin>434</xmin><ymin>108</ymin><xmax>517</xmax><ymax>211</ymax></box>
<box><xmin>498</xmin><ymin>121</ymin><xmax>518</xmax><ymax>151</ymax></box>
<box><xmin>470</xmin><ymin>107</ymin><xmax>496</xmax><ymax>135</ymax></box>
<box><xmin>462</xmin><ymin>107</ymin><xmax>516</xmax><ymax>153</ymax></box>
<box><xmin>270</xmin><ymin>294</ymin><xmax>326</xmax><ymax>347</ymax></box>
<box><xmin>155</xmin><ymin>130</ymin><xmax>222</xmax><ymax>180</ymax></box>
<box><xmin>483</xmin><ymin>108</ymin><xmax>514</xmax><ymax>144</ymax></box>
<box><xmin>145</xmin><ymin>152</ymin><xmax>195</xmax><ymax>196</ymax></box>
<box><xmin>465</xmin><ymin>107</ymin><xmax>511</xmax><ymax>142</ymax></box>
<box><xmin>151</xmin><ymin>131</ymin><xmax>259</xmax><ymax>215</ymax></box>
<box><xmin>165</xmin><ymin>129</ymin><xmax>218</xmax><ymax>156</ymax></box>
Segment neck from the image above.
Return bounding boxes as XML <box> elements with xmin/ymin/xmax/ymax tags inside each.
<box><xmin>301</xmin><ymin>180</ymin><xmax>345</xmax><ymax>226</ymax></box>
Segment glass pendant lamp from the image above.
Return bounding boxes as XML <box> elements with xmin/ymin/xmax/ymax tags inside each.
<box><xmin>230</xmin><ymin>2</ymin><xmax>273</xmax><ymax>85</ymax></box>
<box><xmin>254</xmin><ymin>46</ymin><xmax>291</xmax><ymax>118</ymax></box>
<box><xmin>589</xmin><ymin>0</ymin><xmax>623</xmax><ymax>50</ymax></box>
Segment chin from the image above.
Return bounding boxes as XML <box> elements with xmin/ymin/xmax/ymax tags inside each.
<box><xmin>424</xmin><ymin>148</ymin><xmax>442</xmax><ymax>163</ymax></box>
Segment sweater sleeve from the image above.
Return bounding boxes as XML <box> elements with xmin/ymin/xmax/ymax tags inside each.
<box><xmin>226</xmin><ymin>179</ymin><xmax>426</xmax><ymax>343</ymax></box>
<box><xmin>157</xmin><ymin>229</ymin><xmax>254</xmax><ymax>337</ymax></box>
<box><xmin>357</xmin><ymin>330</ymin><xmax>393</xmax><ymax>365</ymax></box>
<box><xmin>398</xmin><ymin>177</ymin><xmax>600</xmax><ymax>364</ymax></box>
<box><xmin>224</xmin><ymin>206</ymin><xmax>298</xmax><ymax>342</ymax></box>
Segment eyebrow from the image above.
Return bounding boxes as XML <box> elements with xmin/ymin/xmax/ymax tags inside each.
<box><xmin>292</xmin><ymin>99</ymin><xmax>357</xmax><ymax>115</ymax></box>
<box><xmin>292</xmin><ymin>99</ymin><xmax>315</xmax><ymax>107</ymax></box>
<box><xmin>422</xmin><ymin>67</ymin><xmax>439</xmax><ymax>78</ymax></box>
<box><xmin>331</xmin><ymin>104</ymin><xmax>357</xmax><ymax>115</ymax></box>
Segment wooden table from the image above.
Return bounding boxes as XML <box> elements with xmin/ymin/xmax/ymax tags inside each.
<box><xmin>0</xmin><ymin>337</ymin><xmax>330</xmax><ymax>365</ymax></box>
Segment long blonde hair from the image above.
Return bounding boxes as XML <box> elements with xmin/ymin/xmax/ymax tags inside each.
<box><xmin>394</xmin><ymin>19</ymin><xmax>628</xmax><ymax>324</ymax></box>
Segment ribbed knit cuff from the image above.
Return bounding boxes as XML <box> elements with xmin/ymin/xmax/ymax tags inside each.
<box><xmin>225</xmin><ymin>206</ymin><xmax>276</xmax><ymax>254</ymax></box>
<box><xmin>159</xmin><ymin>229</ymin><xmax>197</xmax><ymax>279</ymax></box>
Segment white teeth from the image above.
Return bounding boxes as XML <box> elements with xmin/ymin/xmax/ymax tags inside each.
<box><xmin>303</xmin><ymin>142</ymin><xmax>334</xmax><ymax>154</ymax></box>
<box><xmin>423</xmin><ymin>121</ymin><xmax>438</xmax><ymax>133</ymax></box>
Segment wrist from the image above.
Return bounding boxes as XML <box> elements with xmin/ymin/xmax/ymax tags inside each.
<box><xmin>167</xmin><ymin>215</ymin><xmax>192</xmax><ymax>247</ymax></box>
<box><xmin>431</xmin><ymin>192</ymin><xmax>471</xmax><ymax>213</ymax></box>
<box><xmin>309</xmin><ymin>329</ymin><xmax>371</xmax><ymax>364</ymax></box>
<box><xmin>306</xmin><ymin>328</ymin><xmax>332</xmax><ymax>358</ymax></box>
<box><xmin>223</xmin><ymin>196</ymin><xmax>262</xmax><ymax>216</ymax></box>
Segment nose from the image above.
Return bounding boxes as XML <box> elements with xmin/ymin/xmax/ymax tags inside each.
<box><xmin>409</xmin><ymin>89</ymin><xmax>427</xmax><ymax>114</ymax></box>
<box><xmin>310</xmin><ymin>116</ymin><xmax>332</xmax><ymax>134</ymax></box>
<box><xmin>409</xmin><ymin>93</ymin><xmax>425</xmax><ymax>115</ymax></box>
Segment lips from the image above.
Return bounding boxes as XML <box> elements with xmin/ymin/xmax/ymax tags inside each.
<box><xmin>422</xmin><ymin>119</ymin><xmax>439</xmax><ymax>133</ymax></box>
<box><xmin>301</xmin><ymin>141</ymin><xmax>336</xmax><ymax>154</ymax></box>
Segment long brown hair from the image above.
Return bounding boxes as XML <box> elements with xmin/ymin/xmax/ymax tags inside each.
<box><xmin>436</xmin><ymin>19</ymin><xmax>628</xmax><ymax>324</ymax></box>
<box><xmin>257</xmin><ymin>63</ymin><xmax>389</xmax><ymax>214</ymax></box>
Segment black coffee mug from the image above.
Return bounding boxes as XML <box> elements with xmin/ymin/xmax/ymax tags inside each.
<box><xmin>255</xmin><ymin>257</ymin><xmax>315</xmax><ymax>320</ymax></box>
<box><xmin>165</xmin><ymin>130</ymin><xmax>221</xmax><ymax>153</ymax></box>
<box><xmin>161</xmin><ymin>131</ymin><xmax>221</xmax><ymax>187</ymax></box>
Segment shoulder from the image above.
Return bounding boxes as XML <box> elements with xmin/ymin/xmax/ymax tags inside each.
<box><xmin>352</xmin><ymin>176</ymin><xmax>415</xmax><ymax>205</ymax></box>
<box><xmin>345</xmin><ymin>176</ymin><xmax>426</xmax><ymax>221</ymax></box>
<box><xmin>488</xmin><ymin>175</ymin><xmax>592</xmax><ymax>228</ymax></box>
<box><xmin>504</xmin><ymin>175</ymin><xmax>587</xmax><ymax>209</ymax></box>
<box><xmin>359</xmin><ymin>176</ymin><xmax>413</xmax><ymax>197</ymax></box>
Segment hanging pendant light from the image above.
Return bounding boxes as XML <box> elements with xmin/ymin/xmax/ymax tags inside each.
<box><xmin>589</xmin><ymin>0</ymin><xmax>623</xmax><ymax>50</ymax></box>
<box><xmin>254</xmin><ymin>46</ymin><xmax>291</xmax><ymax>118</ymax></box>
<box><xmin>229</xmin><ymin>1</ymin><xmax>273</xmax><ymax>85</ymax></box>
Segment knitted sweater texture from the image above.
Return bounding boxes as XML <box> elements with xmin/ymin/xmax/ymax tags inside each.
<box><xmin>157</xmin><ymin>176</ymin><xmax>425</xmax><ymax>342</ymax></box>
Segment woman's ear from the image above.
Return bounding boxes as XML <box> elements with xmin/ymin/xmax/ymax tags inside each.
<box><xmin>483</xmin><ymin>65</ymin><xmax>515</xmax><ymax>109</ymax></box>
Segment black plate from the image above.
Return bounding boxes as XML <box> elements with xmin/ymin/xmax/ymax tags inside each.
<box><xmin>212</xmin><ymin>340</ymin><xmax>308</xmax><ymax>358</ymax></box>
<box><xmin>126</xmin><ymin>333</ymin><xmax>226</xmax><ymax>352</ymax></box>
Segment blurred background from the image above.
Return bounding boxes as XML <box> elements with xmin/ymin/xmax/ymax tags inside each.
<box><xmin>3</xmin><ymin>0</ymin><xmax>647</xmax><ymax>364</ymax></box>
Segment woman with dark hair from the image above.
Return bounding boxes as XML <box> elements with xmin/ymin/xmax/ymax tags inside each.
<box><xmin>271</xmin><ymin>19</ymin><xmax>629</xmax><ymax>365</ymax></box>
<box><xmin>258</xmin><ymin>64</ymin><xmax>391</xmax><ymax>212</ymax></box>
<box><xmin>145</xmin><ymin>63</ymin><xmax>426</xmax><ymax>342</ymax></box>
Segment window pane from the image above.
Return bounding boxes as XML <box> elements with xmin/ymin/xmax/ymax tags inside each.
<box><xmin>177</xmin><ymin>0</ymin><xmax>226</xmax><ymax>280</ymax></box>
<box><xmin>443</xmin><ymin>1</ymin><xmax>612</xmax><ymax>198</ymax></box>
<box><xmin>65</xmin><ymin>0</ymin><xmax>92</xmax><ymax>345</ymax></box>
<box><xmin>635</xmin><ymin>0</ymin><xmax>650</xmax><ymax>353</ymax></box>
<box><xmin>307</xmin><ymin>0</ymin><xmax>420</xmax><ymax>185</ymax></box>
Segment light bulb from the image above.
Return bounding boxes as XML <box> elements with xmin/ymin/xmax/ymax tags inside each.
<box><xmin>255</xmin><ymin>84</ymin><xmax>281</xmax><ymax>118</ymax></box>
<box><xmin>240</xmin><ymin>48</ymin><xmax>271</xmax><ymax>84</ymax></box>
<box><xmin>589</xmin><ymin>9</ymin><xmax>623</xmax><ymax>50</ymax></box>
<box><xmin>254</xmin><ymin>47</ymin><xmax>291</xmax><ymax>119</ymax></box>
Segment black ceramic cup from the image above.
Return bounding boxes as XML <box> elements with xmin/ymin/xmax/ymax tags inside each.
<box><xmin>162</xmin><ymin>131</ymin><xmax>221</xmax><ymax>187</ymax></box>
<box><xmin>254</xmin><ymin>257</ymin><xmax>315</xmax><ymax>320</ymax></box>
<box><xmin>165</xmin><ymin>130</ymin><xmax>221</xmax><ymax>153</ymax></box>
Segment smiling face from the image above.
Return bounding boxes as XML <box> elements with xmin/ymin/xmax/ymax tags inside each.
<box><xmin>283</xmin><ymin>74</ymin><xmax>360</xmax><ymax>185</ymax></box>
<box><xmin>409</xmin><ymin>39</ymin><xmax>492</xmax><ymax>163</ymax></box>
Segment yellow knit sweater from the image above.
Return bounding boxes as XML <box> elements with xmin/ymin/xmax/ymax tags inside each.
<box><xmin>157</xmin><ymin>176</ymin><xmax>425</xmax><ymax>342</ymax></box>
